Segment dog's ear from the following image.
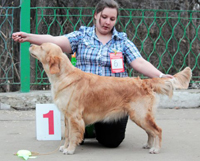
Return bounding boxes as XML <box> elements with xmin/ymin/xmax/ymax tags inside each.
<box><xmin>49</xmin><ymin>56</ymin><xmax>60</xmax><ymax>74</ymax></box>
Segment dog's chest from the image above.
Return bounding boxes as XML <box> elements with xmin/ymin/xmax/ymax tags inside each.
<box><xmin>52</xmin><ymin>87</ymin><xmax>75</xmax><ymax>112</ymax></box>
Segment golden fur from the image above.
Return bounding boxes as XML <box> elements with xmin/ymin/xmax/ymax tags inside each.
<box><xmin>29</xmin><ymin>43</ymin><xmax>192</xmax><ymax>155</ymax></box>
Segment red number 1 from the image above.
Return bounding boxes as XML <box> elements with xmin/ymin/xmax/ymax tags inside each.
<box><xmin>43</xmin><ymin>110</ymin><xmax>54</xmax><ymax>135</ymax></box>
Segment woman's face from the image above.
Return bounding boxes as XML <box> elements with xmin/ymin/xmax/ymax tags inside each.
<box><xmin>94</xmin><ymin>7</ymin><xmax>117</xmax><ymax>35</ymax></box>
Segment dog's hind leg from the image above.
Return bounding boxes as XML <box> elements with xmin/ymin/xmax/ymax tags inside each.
<box><xmin>128</xmin><ymin>103</ymin><xmax>162</xmax><ymax>154</ymax></box>
<box><xmin>143</xmin><ymin>132</ymin><xmax>154</xmax><ymax>149</ymax></box>
<box><xmin>141</xmin><ymin>114</ymin><xmax>162</xmax><ymax>154</ymax></box>
<box><xmin>145</xmin><ymin>116</ymin><xmax>162</xmax><ymax>154</ymax></box>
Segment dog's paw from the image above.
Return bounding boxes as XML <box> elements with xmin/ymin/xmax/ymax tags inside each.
<box><xmin>63</xmin><ymin>148</ymin><xmax>75</xmax><ymax>155</ymax></box>
<box><xmin>149</xmin><ymin>147</ymin><xmax>160</xmax><ymax>154</ymax></box>
<box><xmin>143</xmin><ymin>143</ymin><xmax>151</xmax><ymax>149</ymax></box>
<box><xmin>59</xmin><ymin>145</ymin><xmax>65</xmax><ymax>152</ymax></box>
<box><xmin>59</xmin><ymin>145</ymin><xmax>75</xmax><ymax>155</ymax></box>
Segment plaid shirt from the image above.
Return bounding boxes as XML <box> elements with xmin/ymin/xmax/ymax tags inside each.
<box><xmin>65</xmin><ymin>26</ymin><xmax>141</xmax><ymax>77</ymax></box>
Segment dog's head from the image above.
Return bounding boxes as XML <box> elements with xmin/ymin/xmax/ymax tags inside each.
<box><xmin>29</xmin><ymin>43</ymin><xmax>62</xmax><ymax>74</ymax></box>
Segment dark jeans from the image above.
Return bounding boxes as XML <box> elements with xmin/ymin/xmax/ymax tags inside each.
<box><xmin>94</xmin><ymin>116</ymin><xmax>128</xmax><ymax>148</ymax></box>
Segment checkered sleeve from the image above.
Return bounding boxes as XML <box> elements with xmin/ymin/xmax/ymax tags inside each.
<box><xmin>123</xmin><ymin>35</ymin><xmax>142</xmax><ymax>64</ymax></box>
<box><xmin>64</xmin><ymin>27</ymin><xmax>84</xmax><ymax>53</ymax></box>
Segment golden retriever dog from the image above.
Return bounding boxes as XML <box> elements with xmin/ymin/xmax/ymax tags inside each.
<box><xmin>29</xmin><ymin>43</ymin><xmax>192</xmax><ymax>155</ymax></box>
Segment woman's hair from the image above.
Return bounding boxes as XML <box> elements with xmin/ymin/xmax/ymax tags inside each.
<box><xmin>93</xmin><ymin>0</ymin><xmax>119</xmax><ymax>23</ymax></box>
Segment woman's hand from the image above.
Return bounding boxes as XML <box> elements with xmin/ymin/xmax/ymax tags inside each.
<box><xmin>12</xmin><ymin>32</ymin><xmax>29</xmax><ymax>43</ymax></box>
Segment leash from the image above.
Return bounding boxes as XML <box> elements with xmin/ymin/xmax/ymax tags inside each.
<box><xmin>31</xmin><ymin>139</ymin><xmax>64</xmax><ymax>156</ymax></box>
<box><xmin>13</xmin><ymin>139</ymin><xmax>64</xmax><ymax>156</ymax></box>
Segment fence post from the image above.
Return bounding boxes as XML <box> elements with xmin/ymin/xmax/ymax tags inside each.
<box><xmin>20</xmin><ymin>0</ymin><xmax>30</xmax><ymax>92</ymax></box>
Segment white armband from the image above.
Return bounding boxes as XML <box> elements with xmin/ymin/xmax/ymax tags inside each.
<box><xmin>159</xmin><ymin>73</ymin><xmax>164</xmax><ymax>78</ymax></box>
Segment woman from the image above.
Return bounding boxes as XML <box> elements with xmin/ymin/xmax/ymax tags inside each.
<box><xmin>12</xmin><ymin>0</ymin><xmax>172</xmax><ymax>148</ymax></box>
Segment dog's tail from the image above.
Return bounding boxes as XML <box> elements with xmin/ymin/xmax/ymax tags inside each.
<box><xmin>146</xmin><ymin>67</ymin><xmax>192</xmax><ymax>97</ymax></box>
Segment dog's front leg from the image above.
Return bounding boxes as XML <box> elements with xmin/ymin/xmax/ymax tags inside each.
<box><xmin>61</xmin><ymin>116</ymin><xmax>85</xmax><ymax>155</ymax></box>
<box><xmin>60</xmin><ymin>116</ymin><xmax>70</xmax><ymax>152</ymax></box>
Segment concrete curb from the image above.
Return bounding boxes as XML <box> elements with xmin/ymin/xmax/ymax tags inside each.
<box><xmin>0</xmin><ymin>103</ymin><xmax>11</xmax><ymax>110</ymax></box>
<box><xmin>158</xmin><ymin>89</ymin><xmax>200</xmax><ymax>109</ymax></box>
<box><xmin>0</xmin><ymin>89</ymin><xmax>199</xmax><ymax>110</ymax></box>
<box><xmin>0</xmin><ymin>91</ymin><xmax>53</xmax><ymax>110</ymax></box>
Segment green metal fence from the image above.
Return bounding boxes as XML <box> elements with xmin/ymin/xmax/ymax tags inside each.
<box><xmin>0</xmin><ymin>4</ymin><xmax>200</xmax><ymax>92</ymax></box>
<box><xmin>32</xmin><ymin>7</ymin><xmax>200</xmax><ymax>87</ymax></box>
<box><xmin>0</xmin><ymin>7</ymin><xmax>19</xmax><ymax>90</ymax></box>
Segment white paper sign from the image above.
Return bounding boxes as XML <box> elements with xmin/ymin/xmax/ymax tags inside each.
<box><xmin>111</xmin><ymin>59</ymin><xmax>123</xmax><ymax>69</ymax></box>
<box><xmin>36</xmin><ymin>104</ymin><xmax>61</xmax><ymax>140</ymax></box>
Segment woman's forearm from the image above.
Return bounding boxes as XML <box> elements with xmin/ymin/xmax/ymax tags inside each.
<box><xmin>27</xmin><ymin>34</ymin><xmax>55</xmax><ymax>45</ymax></box>
<box><xmin>130</xmin><ymin>57</ymin><xmax>173</xmax><ymax>78</ymax></box>
<box><xmin>12</xmin><ymin>32</ymin><xmax>72</xmax><ymax>53</ymax></box>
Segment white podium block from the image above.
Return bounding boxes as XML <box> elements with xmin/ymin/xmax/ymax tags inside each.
<box><xmin>36</xmin><ymin>104</ymin><xmax>61</xmax><ymax>140</ymax></box>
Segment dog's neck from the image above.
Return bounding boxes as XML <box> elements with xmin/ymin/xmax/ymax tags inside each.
<box><xmin>48</xmin><ymin>53</ymin><xmax>75</xmax><ymax>81</ymax></box>
<box><xmin>51</xmin><ymin>55</ymin><xmax>83</xmax><ymax>101</ymax></box>
<box><xmin>60</xmin><ymin>53</ymin><xmax>75</xmax><ymax>75</ymax></box>
<box><xmin>47</xmin><ymin>53</ymin><xmax>82</xmax><ymax>99</ymax></box>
